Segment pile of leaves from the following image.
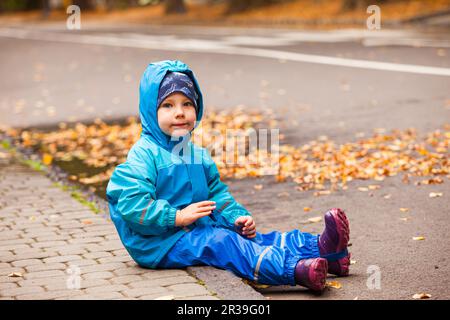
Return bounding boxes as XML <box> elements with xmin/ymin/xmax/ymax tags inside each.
<box><xmin>2</xmin><ymin>107</ymin><xmax>448</xmax><ymax>197</ymax></box>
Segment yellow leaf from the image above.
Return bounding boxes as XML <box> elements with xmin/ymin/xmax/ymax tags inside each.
<box><xmin>429</xmin><ymin>192</ymin><xmax>443</xmax><ymax>198</ymax></box>
<box><xmin>81</xmin><ymin>219</ymin><xmax>93</xmax><ymax>225</ymax></box>
<box><xmin>254</xmin><ymin>184</ymin><xmax>263</xmax><ymax>190</ymax></box>
<box><xmin>8</xmin><ymin>272</ymin><xmax>23</xmax><ymax>278</ymax></box>
<box><xmin>303</xmin><ymin>207</ymin><xmax>312</xmax><ymax>212</ymax></box>
<box><xmin>42</xmin><ymin>153</ymin><xmax>53</xmax><ymax>165</ymax></box>
<box><xmin>350</xmin><ymin>260</ymin><xmax>357</xmax><ymax>265</ymax></box>
<box><xmin>368</xmin><ymin>185</ymin><xmax>380</xmax><ymax>190</ymax></box>
<box><xmin>358</xmin><ymin>187</ymin><xmax>369</xmax><ymax>192</ymax></box>
<box><xmin>383</xmin><ymin>194</ymin><xmax>392</xmax><ymax>199</ymax></box>
<box><xmin>29</xmin><ymin>216</ymin><xmax>36</xmax><ymax>221</ymax></box>
<box><xmin>412</xmin><ymin>293</ymin><xmax>431</xmax><ymax>299</ymax></box>
<box><xmin>326</xmin><ymin>281</ymin><xmax>342</xmax><ymax>289</ymax></box>
<box><xmin>308</xmin><ymin>217</ymin><xmax>322</xmax><ymax>223</ymax></box>
<box><xmin>399</xmin><ymin>208</ymin><xmax>409</xmax><ymax>212</ymax></box>
<box><xmin>413</xmin><ymin>236</ymin><xmax>425</xmax><ymax>241</ymax></box>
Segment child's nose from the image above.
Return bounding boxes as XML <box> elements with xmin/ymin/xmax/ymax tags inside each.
<box><xmin>174</xmin><ymin>105</ymin><xmax>185</xmax><ymax>116</ymax></box>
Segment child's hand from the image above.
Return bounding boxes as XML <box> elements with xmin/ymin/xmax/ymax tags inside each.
<box><xmin>234</xmin><ymin>216</ymin><xmax>256</xmax><ymax>238</ymax></box>
<box><xmin>175</xmin><ymin>201</ymin><xmax>216</xmax><ymax>227</ymax></box>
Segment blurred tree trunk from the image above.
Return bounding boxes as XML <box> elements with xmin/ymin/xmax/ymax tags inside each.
<box><xmin>225</xmin><ymin>0</ymin><xmax>283</xmax><ymax>15</ymax></box>
<box><xmin>165</xmin><ymin>0</ymin><xmax>187</xmax><ymax>14</ymax></box>
<box><xmin>341</xmin><ymin>0</ymin><xmax>387</xmax><ymax>11</ymax></box>
<box><xmin>42</xmin><ymin>0</ymin><xmax>50</xmax><ymax>18</ymax></box>
<box><xmin>72</xmin><ymin>0</ymin><xmax>94</xmax><ymax>10</ymax></box>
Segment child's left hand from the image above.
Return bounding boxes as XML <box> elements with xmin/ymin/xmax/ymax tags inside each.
<box><xmin>234</xmin><ymin>216</ymin><xmax>256</xmax><ymax>238</ymax></box>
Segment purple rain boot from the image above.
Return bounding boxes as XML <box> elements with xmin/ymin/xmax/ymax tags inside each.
<box><xmin>318</xmin><ymin>208</ymin><xmax>351</xmax><ymax>276</ymax></box>
<box><xmin>294</xmin><ymin>258</ymin><xmax>328</xmax><ymax>292</ymax></box>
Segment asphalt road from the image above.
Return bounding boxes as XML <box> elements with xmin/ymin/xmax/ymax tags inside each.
<box><xmin>0</xmin><ymin>21</ymin><xmax>449</xmax><ymax>299</ymax></box>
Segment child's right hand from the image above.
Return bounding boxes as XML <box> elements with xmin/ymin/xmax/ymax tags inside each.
<box><xmin>175</xmin><ymin>201</ymin><xmax>216</xmax><ymax>227</ymax></box>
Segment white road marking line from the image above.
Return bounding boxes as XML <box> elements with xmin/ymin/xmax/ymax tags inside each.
<box><xmin>1</xmin><ymin>27</ymin><xmax>449</xmax><ymax>77</ymax></box>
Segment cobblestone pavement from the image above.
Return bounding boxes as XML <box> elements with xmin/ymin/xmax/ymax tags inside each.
<box><xmin>0</xmin><ymin>147</ymin><xmax>220</xmax><ymax>300</ymax></box>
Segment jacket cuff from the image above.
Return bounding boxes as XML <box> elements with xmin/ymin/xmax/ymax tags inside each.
<box><xmin>167</xmin><ymin>206</ymin><xmax>178</xmax><ymax>228</ymax></box>
<box><xmin>229</xmin><ymin>211</ymin><xmax>251</xmax><ymax>226</ymax></box>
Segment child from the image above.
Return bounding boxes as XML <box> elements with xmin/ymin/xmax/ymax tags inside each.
<box><xmin>106</xmin><ymin>60</ymin><xmax>351</xmax><ymax>292</ymax></box>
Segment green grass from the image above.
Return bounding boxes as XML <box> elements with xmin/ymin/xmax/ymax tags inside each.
<box><xmin>1</xmin><ymin>140</ymin><xmax>12</xmax><ymax>150</ymax></box>
<box><xmin>21</xmin><ymin>159</ymin><xmax>46</xmax><ymax>172</ymax></box>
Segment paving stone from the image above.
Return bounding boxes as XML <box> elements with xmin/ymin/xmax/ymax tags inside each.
<box><xmin>2</xmin><ymin>285</ymin><xmax>45</xmax><ymax>297</ymax></box>
<box><xmin>16</xmin><ymin>289</ymin><xmax>85</xmax><ymax>300</ymax></box>
<box><xmin>82</xmin><ymin>271</ymin><xmax>115</xmax><ymax>280</ymax></box>
<box><xmin>85</xmin><ymin>284</ymin><xmax>128</xmax><ymax>294</ymax></box>
<box><xmin>167</xmin><ymin>283</ymin><xmax>210</xmax><ymax>296</ymax></box>
<box><xmin>11</xmin><ymin>259</ymin><xmax>43</xmax><ymax>267</ymax></box>
<box><xmin>25</xmin><ymin>263</ymin><xmax>66</xmax><ymax>273</ymax></box>
<box><xmin>110</xmin><ymin>275</ymin><xmax>145</xmax><ymax>285</ymax></box>
<box><xmin>121</xmin><ymin>286</ymin><xmax>169</xmax><ymax>298</ymax></box>
<box><xmin>43</xmin><ymin>255</ymin><xmax>82</xmax><ymax>264</ymax></box>
<box><xmin>24</xmin><ymin>270</ymin><xmax>66</xmax><ymax>280</ymax></box>
<box><xmin>128</xmin><ymin>276</ymin><xmax>197</xmax><ymax>288</ymax></box>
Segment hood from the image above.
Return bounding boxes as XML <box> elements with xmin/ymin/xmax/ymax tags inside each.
<box><xmin>138</xmin><ymin>60</ymin><xmax>204</xmax><ymax>152</ymax></box>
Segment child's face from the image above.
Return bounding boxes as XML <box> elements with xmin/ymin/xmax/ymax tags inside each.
<box><xmin>157</xmin><ymin>92</ymin><xmax>197</xmax><ymax>137</ymax></box>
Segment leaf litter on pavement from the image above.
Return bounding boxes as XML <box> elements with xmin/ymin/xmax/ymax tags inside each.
<box><xmin>1</xmin><ymin>108</ymin><xmax>448</xmax><ymax>199</ymax></box>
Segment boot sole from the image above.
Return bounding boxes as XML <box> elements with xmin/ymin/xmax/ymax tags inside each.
<box><xmin>325</xmin><ymin>208</ymin><xmax>351</xmax><ymax>276</ymax></box>
<box><xmin>308</xmin><ymin>258</ymin><xmax>328</xmax><ymax>292</ymax></box>
<box><xmin>326</xmin><ymin>208</ymin><xmax>350</xmax><ymax>252</ymax></box>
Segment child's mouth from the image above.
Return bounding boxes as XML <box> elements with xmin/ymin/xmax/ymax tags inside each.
<box><xmin>172</xmin><ymin>123</ymin><xmax>188</xmax><ymax>128</ymax></box>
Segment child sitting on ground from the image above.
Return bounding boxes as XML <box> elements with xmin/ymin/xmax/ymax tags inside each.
<box><xmin>106</xmin><ymin>60</ymin><xmax>351</xmax><ymax>292</ymax></box>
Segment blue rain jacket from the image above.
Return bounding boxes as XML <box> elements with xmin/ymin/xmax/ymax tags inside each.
<box><xmin>106</xmin><ymin>60</ymin><xmax>251</xmax><ymax>268</ymax></box>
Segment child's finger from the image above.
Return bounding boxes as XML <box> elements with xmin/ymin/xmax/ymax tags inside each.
<box><xmin>198</xmin><ymin>201</ymin><xmax>216</xmax><ymax>207</ymax></box>
<box><xmin>246</xmin><ymin>232</ymin><xmax>256</xmax><ymax>238</ymax></box>
<box><xmin>247</xmin><ymin>220</ymin><xmax>255</xmax><ymax>227</ymax></box>
<box><xmin>196</xmin><ymin>210</ymin><xmax>213</xmax><ymax>218</ymax></box>
<box><xmin>245</xmin><ymin>218</ymin><xmax>254</xmax><ymax>227</ymax></box>
<box><xmin>196</xmin><ymin>205</ymin><xmax>216</xmax><ymax>213</ymax></box>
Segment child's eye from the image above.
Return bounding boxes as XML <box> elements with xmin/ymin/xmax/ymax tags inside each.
<box><xmin>162</xmin><ymin>103</ymin><xmax>172</xmax><ymax>108</ymax></box>
<box><xmin>184</xmin><ymin>101</ymin><xmax>193</xmax><ymax>107</ymax></box>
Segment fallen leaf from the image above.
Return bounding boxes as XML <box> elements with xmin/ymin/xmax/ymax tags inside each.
<box><xmin>8</xmin><ymin>272</ymin><xmax>23</xmax><ymax>278</ymax></box>
<box><xmin>429</xmin><ymin>192</ymin><xmax>443</xmax><ymax>198</ymax></box>
<box><xmin>277</xmin><ymin>192</ymin><xmax>290</xmax><ymax>197</ymax></box>
<box><xmin>308</xmin><ymin>217</ymin><xmax>322</xmax><ymax>223</ymax></box>
<box><xmin>29</xmin><ymin>216</ymin><xmax>36</xmax><ymax>221</ymax></box>
<box><xmin>368</xmin><ymin>185</ymin><xmax>380</xmax><ymax>190</ymax></box>
<box><xmin>400</xmin><ymin>217</ymin><xmax>409</xmax><ymax>222</ymax></box>
<box><xmin>412</xmin><ymin>293</ymin><xmax>431</xmax><ymax>299</ymax></box>
<box><xmin>153</xmin><ymin>295</ymin><xmax>175</xmax><ymax>300</ymax></box>
<box><xmin>399</xmin><ymin>208</ymin><xmax>409</xmax><ymax>212</ymax></box>
<box><xmin>350</xmin><ymin>260</ymin><xmax>357</xmax><ymax>265</ymax></box>
<box><xmin>383</xmin><ymin>194</ymin><xmax>392</xmax><ymax>199</ymax></box>
<box><xmin>413</xmin><ymin>236</ymin><xmax>425</xmax><ymax>241</ymax></box>
<box><xmin>42</xmin><ymin>153</ymin><xmax>53</xmax><ymax>165</ymax></box>
<box><xmin>303</xmin><ymin>207</ymin><xmax>312</xmax><ymax>212</ymax></box>
<box><xmin>313</xmin><ymin>190</ymin><xmax>331</xmax><ymax>197</ymax></box>
<box><xmin>326</xmin><ymin>281</ymin><xmax>342</xmax><ymax>289</ymax></box>
<box><xmin>81</xmin><ymin>219</ymin><xmax>93</xmax><ymax>225</ymax></box>
<box><xmin>358</xmin><ymin>187</ymin><xmax>369</xmax><ymax>192</ymax></box>
<box><xmin>242</xmin><ymin>279</ymin><xmax>271</xmax><ymax>289</ymax></box>
<box><xmin>254</xmin><ymin>184</ymin><xmax>263</xmax><ymax>190</ymax></box>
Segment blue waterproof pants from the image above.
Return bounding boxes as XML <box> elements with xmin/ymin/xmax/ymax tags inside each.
<box><xmin>157</xmin><ymin>224</ymin><xmax>321</xmax><ymax>286</ymax></box>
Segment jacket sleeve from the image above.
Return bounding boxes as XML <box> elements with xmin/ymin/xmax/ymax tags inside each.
<box><xmin>203</xmin><ymin>149</ymin><xmax>252</xmax><ymax>230</ymax></box>
<box><xmin>106</xmin><ymin>160</ymin><xmax>179</xmax><ymax>236</ymax></box>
